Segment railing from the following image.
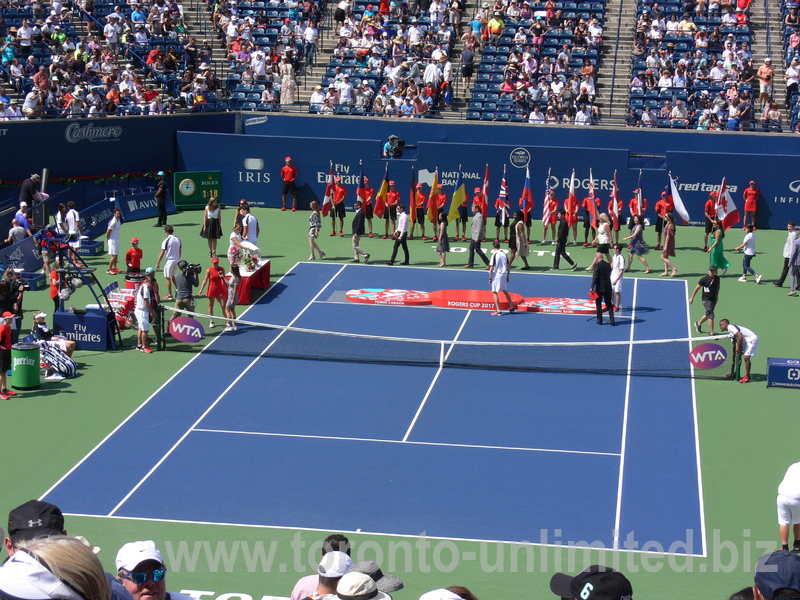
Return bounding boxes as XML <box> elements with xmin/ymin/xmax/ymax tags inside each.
<box><xmin>608</xmin><ymin>0</ymin><xmax>626</xmax><ymax>111</ymax></box>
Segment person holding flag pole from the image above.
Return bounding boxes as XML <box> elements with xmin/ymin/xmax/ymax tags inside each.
<box><xmin>581</xmin><ymin>169</ymin><xmax>600</xmax><ymax>247</ymax></box>
<box><xmin>383</xmin><ymin>179</ymin><xmax>400</xmax><ymax>239</ymax></box>
<box><xmin>519</xmin><ymin>166</ymin><xmax>534</xmax><ymax>243</ymax></box>
<box><xmin>409</xmin><ymin>168</ymin><xmax>426</xmax><ymax>241</ymax></box>
<box><xmin>427</xmin><ymin>168</ymin><xmax>441</xmax><ymax>241</ymax></box>
<box><xmin>608</xmin><ymin>170</ymin><xmax>623</xmax><ymax>245</ymax></box>
<box><xmin>331</xmin><ymin>174</ymin><xmax>347</xmax><ymax>237</ymax></box>
<box><xmin>356</xmin><ymin>162</ymin><xmax>376</xmax><ymax>238</ymax></box>
<box><xmin>564</xmin><ymin>169</ymin><xmax>580</xmax><ymax>246</ymax></box>
<box><xmin>480</xmin><ymin>164</ymin><xmax>490</xmax><ymax>239</ymax></box>
<box><xmin>494</xmin><ymin>165</ymin><xmax>511</xmax><ymax>242</ymax></box>
<box><xmin>541</xmin><ymin>189</ymin><xmax>558</xmax><ymax>244</ymax></box>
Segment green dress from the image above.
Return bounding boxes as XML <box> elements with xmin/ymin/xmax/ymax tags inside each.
<box><xmin>710</xmin><ymin>229</ymin><xmax>730</xmax><ymax>270</ymax></box>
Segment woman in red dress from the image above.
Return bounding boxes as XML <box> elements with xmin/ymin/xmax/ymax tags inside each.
<box><xmin>198</xmin><ymin>257</ymin><xmax>227</xmax><ymax>328</ymax></box>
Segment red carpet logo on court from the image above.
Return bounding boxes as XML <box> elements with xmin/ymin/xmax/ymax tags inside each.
<box><xmin>346</xmin><ymin>289</ymin><xmax>598</xmax><ymax>314</ymax></box>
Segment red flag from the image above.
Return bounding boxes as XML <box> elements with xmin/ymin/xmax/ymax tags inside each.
<box><xmin>520</xmin><ymin>166</ymin><xmax>534</xmax><ymax>218</ymax></box>
<box><xmin>588</xmin><ymin>169</ymin><xmax>598</xmax><ymax>229</ymax></box>
<box><xmin>374</xmin><ymin>163</ymin><xmax>389</xmax><ymax>219</ymax></box>
<box><xmin>715</xmin><ymin>177</ymin><xmax>740</xmax><ymax>230</ymax></box>
<box><xmin>610</xmin><ymin>170</ymin><xmax>620</xmax><ymax>231</ymax></box>
<box><xmin>321</xmin><ymin>164</ymin><xmax>334</xmax><ymax>217</ymax></box>
<box><xmin>356</xmin><ymin>164</ymin><xmax>367</xmax><ymax>202</ymax></box>
<box><xmin>480</xmin><ymin>164</ymin><xmax>489</xmax><ymax>219</ymax></box>
<box><xmin>409</xmin><ymin>167</ymin><xmax>417</xmax><ymax>225</ymax></box>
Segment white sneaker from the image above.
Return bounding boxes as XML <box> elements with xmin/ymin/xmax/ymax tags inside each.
<box><xmin>756</xmin><ymin>274</ymin><xmax>763</xmax><ymax>284</ymax></box>
<box><xmin>738</xmin><ymin>276</ymin><xmax>747</xmax><ymax>282</ymax></box>
<box><xmin>45</xmin><ymin>374</ymin><xmax>65</xmax><ymax>381</ymax></box>
<box><xmin>209</xmin><ymin>320</ymin><xmax>215</xmax><ymax>328</ymax></box>
<box><xmin>223</xmin><ymin>325</ymin><xmax>233</xmax><ymax>332</ymax></box>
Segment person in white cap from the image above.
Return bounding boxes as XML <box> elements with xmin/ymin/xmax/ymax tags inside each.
<box><xmin>13</xmin><ymin>203</ymin><xmax>31</xmax><ymax>237</ymax></box>
<box><xmin>299</xmin><ymin>551</ymin><xmax>354</xmax><ymax>600</ymax></box>
<box><xmin>335</xmin><ymin>573</ymin><xmax>391</xmax><ymax>600</ymax></box>
<box><xmin>115</xmin><ymin>541</ymin><xmax>193</xmax><ymax>600</ymax></box>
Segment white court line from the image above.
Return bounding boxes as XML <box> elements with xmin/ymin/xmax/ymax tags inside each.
<box><xmin>612</xmin><ymin>277</ymin><xmax>637</xmax><ymax>551</ymax></box>
<box><xmin>38</xmin><ymin>263</ymin><xmax>307</xmax><ymax>502</ymax></box>
<box><xmin>57</xmin><ymin>511</ymin><xmax>705</xmax><ymax>555</ymax></box>
<box><xmin>401</xmin><ymin>310</ymin><xmax>472</xmax><ymax>442</ymax></box>
<box><xmin>193</xmin><ymin>427</ymin><xmax>621</xmax><ymax>457</ymax></box>
<box><xmin>686</xmin><ymin>277</ymin><xmax>708</xmax><ymax>557</ymax></box>
<box><xmin>107</xmin><ymin>264</ymin><xmax>348</xmax><ymax>517</ymax></box>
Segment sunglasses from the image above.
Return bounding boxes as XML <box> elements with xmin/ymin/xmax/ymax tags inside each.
<box><xmin>120</xmin><ymin>569</ymin><xmax>167</xmax><ymax>584</ymax></box>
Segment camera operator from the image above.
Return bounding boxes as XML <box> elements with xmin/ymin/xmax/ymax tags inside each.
<box><xmin>171</xmin><ymin>259</ymin><xmax>199</xmax><ymax>320</ymax></box>
<box><xmin>383</xmin><ymin>134</ymin><xmax>404</xmax><ymax>158</ymax></box>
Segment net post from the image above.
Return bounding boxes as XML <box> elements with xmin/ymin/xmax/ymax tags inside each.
<box><xmin>439</xmin><ymin>342</ymin><xmax>445</xmax><ymax>368</ymax></box>
<box><xmin>157</xmin><ymin>304</ymin><xmax>165</xmax><ymax>351</ymax></box>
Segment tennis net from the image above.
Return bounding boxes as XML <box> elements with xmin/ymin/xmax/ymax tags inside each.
<box><xmin>159</xmin><ymin>306</ymin><xmax>733</xmax><ymax>379</ymax></box>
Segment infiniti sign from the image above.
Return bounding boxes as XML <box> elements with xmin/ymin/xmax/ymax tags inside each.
<box><xmin>64</xmin><ymin>122</ymin><xmax>123</xmax><ymax>143</ymax></box>
<box><xmin>789</xmin><ymin>180</ymin><xmax>800</xmax><ymax>193</ymax></box>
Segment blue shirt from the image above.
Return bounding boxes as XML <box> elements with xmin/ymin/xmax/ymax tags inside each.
<box><xmin>15</xmin><ymin>210</ymin><xmax>29</xmax><ymax>232</ymax></box>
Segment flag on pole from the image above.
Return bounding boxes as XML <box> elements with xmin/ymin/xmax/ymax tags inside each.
<box><xmin>480</xmin><ymin>164</ymin><xmax>490</xmax><ymax>218</ymax></box>
<box><xmin>542</xmin><ymin>167</ymin><xmax>553</xmax><ymax>224</ymax></box>
<box><xmin>520</xmin><ymin>166</ymin><xmax>534</xmax><ymax>218</ymax></box>
<box><xmin>427</xmin><ymin>168</ymin><xmax>439</xmax><ymax>223</ymax></box>
<box><xmin>321</xmin><ymin>162</ymin><xmax>334</xmax><ymax>217</ymax></box>
<box><xmin>668</xmin><ymin>173</ymin><xmax>690</xmax><ymax>225</ymax></box>
<box><xmin>409</xmin><ymin>167</ymin><xmax>418</xmax><ymax>225</ymax></box>
<box><xmin>356</xmin><ymin>163</ymin><xmax>367</xmax><ymax>202</ymax></box>
<box><xmin>374</xmin><ymin>163</ymin><xmax>389</xmax><ymax>219</ymax></box>
<box><xmin>587</xmin><ymin>169</ymin><xmax>598</xmax><ymax>229</ymax></box>
<box><xmin>565</xmin><ymin>169</ymin><xmax>579</xmax><ymax>227</ymax></box>
<box><xmin>610</xmin><ymin>170</ymin><xmax>620</xmax><ymax>231</ymax></box>
<box><xmin>499</xmin><ymin>164</ymin><xmax>509</xmax><ymax>226</ymax></box>
<box><xmin>715</xmin><ymin>177</ymin><xmax>740</xmax><ymax>230</ymax></box>
<box><xmin>636</xmin><ymin>170</ymin><xmax>643</xmax><ymax>216</ymax></box>
<box><xmin>449</xmin><ymin>166</ymin><xmax>465</xmax><ymax>223</ymax></box>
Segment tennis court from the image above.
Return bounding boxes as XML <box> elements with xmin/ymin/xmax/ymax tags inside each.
<box><xmin>42</xmin><ymin>261</ymin><xmax>706</xmax><ymax>555</ymax></box>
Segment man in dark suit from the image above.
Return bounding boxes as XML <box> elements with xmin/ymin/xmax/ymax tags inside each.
<box><xmin>552</xmin><ymin>209</ymin><xmax>578</xmax><ymax>270</ymax></box>
<box><xmin>351</xmin><ymin>200</ymin><xmax>370</xmax><ymax>263</ymax></box>
<box><xmin>591</xmin><ymin>252</ymin><xmax>615</xmax><ymax>325</ymax></box>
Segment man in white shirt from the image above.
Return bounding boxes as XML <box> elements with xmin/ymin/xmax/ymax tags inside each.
<box><xmin>155</xmin><ymin>225</ymin><xmax>182</xmax><ymax>301</ymax></box>
<box><xmin>336</xmin><ymin>74</ymin><xmax>354</xmax><ymax>104</ymax></box>
<box><xmin>777</xmin><ymin>462</ymin><xmax>800</xmax><ymax>551</ymax></box>
<box><xmin>65</xmin><ymin>201</ymin><xmax>82</xmax><ymax>258</ymax></box>
<box><xmin>719</xmin><ymin>319</ymin><xmax>758</xmax><ymax>383</ymax></box>
<box><xmin>104</xmin><ymin>15</ymin><xmax>120</xmax><ymax>55</ymax></box>
<box><xmin>488</xmin><ymin>240</ymin><xmax>514</xmax><ymax>316</ymax></box>
<box><xmin>387</xmin><ymin>204</ymin><xmax>409</xmax><ymax>265</ymax></box>
<box><xmin>528</xmin><ymin>105</ymin><xmax>545</xmax><ymax>123</ymax></box>
<box><xmin>302</xmin><ymin>22</ymin><xmax>317</xmax><ymax>67</ymax></box>
<box><xmin>135</xmin><ymin>271</ymin><xmax>155</xmax><ymax>353</ymax></box>
<box><xmin>106</xmin><ymin>208</ymin><xmax>123</xmax><ymax>274</ymax></box>
<box><xmin>775</xmin><ymin>221</ymin><xmax>798</xmax><ymax>287</ymax></box>
<box><xmin>309</xmin><ymin>85</ymin><xmax>325</xmax><ymax>109</ymax></box>
<box><xmin>242</xmin><ymin>205</ymin><xmax>259</xmax><ymax>246</ymax></box>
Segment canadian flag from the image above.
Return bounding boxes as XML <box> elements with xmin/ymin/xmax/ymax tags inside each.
<box><xmin>321</xmin><ymin>164</ymin><xmax>334</xmax><ymax>217</ymax></box>
<box><xmin>715</xmin><ymin>177</ymin><xmax>740</xmax><ymax>230</ymax></box>
<box><xmin>668</xmin><ymin>173</ymin><xmax>690</xmax><ymax>225</ymax></box>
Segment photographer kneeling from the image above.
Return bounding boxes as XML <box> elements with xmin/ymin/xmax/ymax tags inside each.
<box><xmin>172</xmin><ymin>260</ymin><xmax>200</xmax><ymax>320</ymax></box>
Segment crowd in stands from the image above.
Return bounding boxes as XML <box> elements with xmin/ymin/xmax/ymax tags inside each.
<box><xmin>625</xmin><ymin>0</ymin><xmax>798</xmax><ymax>131</ymax></box>
<box><xmin>305</xmin><ymin>0</ymin><xmax>461</xmax><ymax>117</ymax></box>
<box><xmin>465</xmin><ymin>0</ymin><xmax>605</xmax><ymax>124</ymax></box>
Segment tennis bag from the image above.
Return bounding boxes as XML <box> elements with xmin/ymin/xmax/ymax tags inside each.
<box><xmin>40</xmin><ymin>344</ymin><xmax>77</xmax><ymax>378</ymax></box>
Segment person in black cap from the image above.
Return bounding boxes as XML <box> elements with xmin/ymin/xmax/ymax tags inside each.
<box><xmin>752</xmin><ymin>550</ymin><xmax>800</xmax><ymax>600</ymax></box>
<box><xmin>550</xmin><ymin>565</ymin><xmax>632</xmax><ymax>600</ymax></box>
<box><xmin>4</xmin><ymin>500</ymin><xmax>66</xmax><ymax>557</ymax></box>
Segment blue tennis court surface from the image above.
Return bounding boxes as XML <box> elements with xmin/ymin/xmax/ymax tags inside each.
<box><xmin>43</xmin><ymin>262</ymin><xmax>705</xmax><ymax>555</ymax></box>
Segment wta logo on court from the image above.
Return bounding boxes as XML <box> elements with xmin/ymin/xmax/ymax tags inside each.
<box><xmin>689</xmin><ymin>343</ymin><xmax>728</xmax><ymax>369</ymax></box>
<box><xmin>169</xmin><ymin>317</ymin><xmax>204</xmax><ymax>342</ymax></box>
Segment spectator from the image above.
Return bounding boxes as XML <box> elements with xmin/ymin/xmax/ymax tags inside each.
<box><xmin>115</xmin><ymin>541</ymin><xmax>194</xmax><ymax>600</ymax></box>
<box><xmin>549</xmin><ymin>565</ymin><xmax>633</xmax><ymax>600</ymax></box>
<box><xmin>290</xmin><ymin>535</ymin><xmax>351</xmax><ymax>600</ymax></box>
<box><xmin>751</xmin><ymin>550</ymin><xmax>800</xmax><ymax>599</ymax></box>
<box><xmin>337</xmin><ymin>573</ymin><xmax>391</xmax><ymax>600</ymax></box>
<box><xmin>0</xmin><ymin>536</ymin><xmax>111</xmax><ymax>600</ymax></box>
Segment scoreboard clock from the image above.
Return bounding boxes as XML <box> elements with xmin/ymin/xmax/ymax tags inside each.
<box><xmin>173</xmin><ymin>171</ymin><xmax>222</xmax><ymax>209</ymax></box>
